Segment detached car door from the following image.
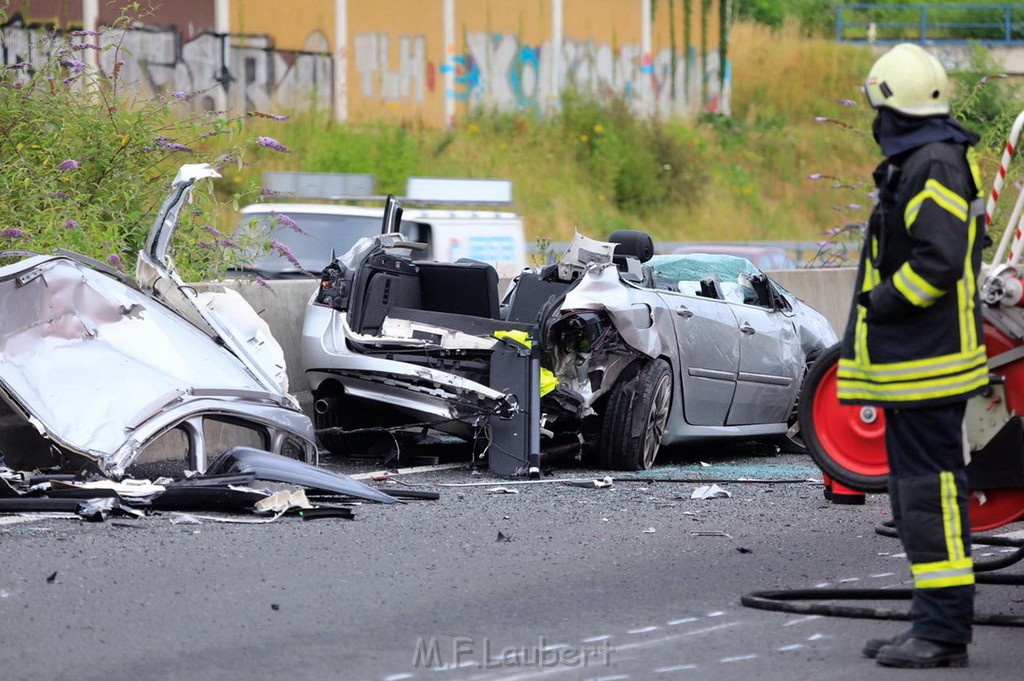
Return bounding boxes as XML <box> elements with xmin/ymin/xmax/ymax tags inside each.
<box><xmin>725</xmin><ymin>297</ymin><xmax>803</xmax><ymax>426</ymax></box>
<box><xmin>655</xmin><ymin>289</ymin><xmax>739</xmax><ymax>427</ymax></box>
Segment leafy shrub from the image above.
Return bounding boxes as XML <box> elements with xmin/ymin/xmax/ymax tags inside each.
<box><xmin>0</xmin><ymin>12</ymin><xmax>292</xmax><ymax>281</ymax></box>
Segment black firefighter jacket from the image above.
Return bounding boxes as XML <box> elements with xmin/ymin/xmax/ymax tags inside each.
<box><xmin>838</xmin><ymin>140</ymin><xmax>987</xmax><ymax>407</ymax></box>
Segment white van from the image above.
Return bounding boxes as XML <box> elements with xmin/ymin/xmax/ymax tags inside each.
<box><xmin>234</xmin><ymin>175</ymin><xmax>528</xmax><ymax>279</ymax></box>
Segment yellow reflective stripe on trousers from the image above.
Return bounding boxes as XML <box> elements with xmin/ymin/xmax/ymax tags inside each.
<box><xmin>892</xmin><ymin>263</ymin><xmax>943</xmax><ymax>307</ymax></box>
<box><xmin>904</xmin><ymin>179</ymin><xmax>969</xmax><ymax>228</ymax></box>
<box><xmin>911</xmin><ymin>558</ymin><xmax>975</xmax><ymax>588</ymax></box>
<box><xmin>911</xmin><ymin>472</ymin><xmax>974</xmax><ymax>589</ymax></box>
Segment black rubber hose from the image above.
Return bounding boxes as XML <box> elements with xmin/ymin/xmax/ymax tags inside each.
<box><xmin>740</xmin><ymin>529</ymin><xmax>1024</xmax><ymax>626</ymax></box>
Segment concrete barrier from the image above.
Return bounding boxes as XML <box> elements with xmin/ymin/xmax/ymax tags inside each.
<box><xmin>194</xmin><ymin>268</ymin><xmax>858</xmax><ymax>417</ymax></box>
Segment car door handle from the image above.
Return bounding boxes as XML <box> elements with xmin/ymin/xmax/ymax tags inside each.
<box><xmin>676</xmin><ymin>305</ymin><xmax>694</xmax><ymax>319</ymax></box>
<box><xmin>740</xmin><ymin>322</ymin><xmax>756</xmax><ymax>335</ymax></box>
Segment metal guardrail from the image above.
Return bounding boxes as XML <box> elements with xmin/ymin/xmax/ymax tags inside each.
<box><xmin>528</xmin><ymin>240</ymin><xmax>863</xmax><ymax>268</ymax></box>
<box><xmin>836</xmin><ymin>4</ymin><xmax>1024</xmax><ymax>45</ymax></box>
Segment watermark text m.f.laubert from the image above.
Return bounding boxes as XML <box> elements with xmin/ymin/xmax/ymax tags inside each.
<box><xmin>412</xmin><ymin>636</ymin><xmax>615</xmax><ymax>670</ymax></box>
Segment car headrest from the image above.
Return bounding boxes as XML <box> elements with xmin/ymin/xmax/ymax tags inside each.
<box><xmin>608</xmin><ymin>230</ymin><xmax>654</xmax><ymax>263</ymax></box>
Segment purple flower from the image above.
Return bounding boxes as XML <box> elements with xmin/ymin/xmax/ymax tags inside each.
<box><xmin>57</xmin><ymin>159</ymin><xmax>80</xmax><ymax>171</ymax></box>
<box><xmin>270</xmin><ymin>239</ymin><xmax>304</xmax><ymax>270</ymax></box>
<box><xmin>846</xmin><ymin>203</ymin><xmax>862</xmax><ymax>210</ymax></box>
<box><xmin>248</xmin><ymin>111</ymin><xmax>289</xmax><ymax>121</ymax></box>
<box><xmin>1</xmin><ymin>229</ymin><xmax>28</xmax><ymax>239</ymax></box>
<box><xmin>270</xmin><ymin>212</ymin><xmax>306</xmax><ymax>234</ymax></box>
<box><xmin>260</xmin><ymin>188</ymin><xmax>294</xmax><ymax>198</ymax></box>
<box><xmin>218</xmin><ymin>239</ymin><xmax>236</xmax><ymax>248</ymax></box>
<box><xmin>808</xmin><ymin>173</ymin><xmax>825</xmax><ymax>180</ymax></box>
<box><xmin>64</xmin><ymin>220</ymin><xmax>79</xmax><ymax>229</ymax></box>
<box><xmin>70</xmin><ymin>30</ymin><xmax>99</xmax><ymax>36</ymax></box>
<box><xmin>164</xmin><ymin>143</ymin><xmax>195</xmax><ymax>153</ymax></box>
<box><xmin>63</xmin><ymin>59</ymin><xmax>86</xmax><ymax>73</ymax></box>
<box><xmin>62</xmin><ymin>76</ymin><xmax>76</xmax><ymax>85</ymax></box>
<box><xmin>106</xmin><ymin>254</ymin><xmax>123</xmax><ymax>269</ymax></box>
<box><xmin>837</xmin><ymin>99</ymin><xmax>857</xmax><ymax>107</ymax></box>
<box><xmin>199</xmin><ymin>242</ymin><xmax>216</xmax><ymax>250</ymax></box>
<box><xmin>257</xmin><ymin>136</ymin><xmax>292</xmax><ymax>153</ymax></box>
<box><xmin>171</xmin><ymin>91</ymin><xmax>187</xmax><ymax>99</ymax></box>
<box><xmin>49</xmin><ymin>191</ymin><xmax>71</xmax><ymax>200</ymax></box>
<box><xmin>203</xmin><ymin>225</ymin><xmax>220</xmax><ymax>235</ymax></box>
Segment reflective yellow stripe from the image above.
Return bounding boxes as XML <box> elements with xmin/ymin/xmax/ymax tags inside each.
<box><xmin>836</xmin><ymin>364</ymin><xmax>989</xmax><ymax>402</ymax></box>
<box><xmin>912</xmin><ymin>557</ymin><xmax>975</xmax><ymax>589</ymax></box>
<box><xmin>892</xmin><ymin>264</ymin><xmax>943</xmax><ymax>307</ymax></box>
<box><xmin>959</xmin><ymin>211</ymin><xmax>980</xmax><ymax>350</ymax></box>
<box><xmin>967</xmin><ymin>149</ymin><xmax>984</xmax><ymax>198</ymax></box>
<box><xmin>904</xmin><ymin>179</ymin><xmax>969</xmax><ymax>228</ymax></box>
<box><xmin>941</xmin><ymin>472</ymin><xmax>966</xmax><ymax>559</ymax></box>
<box><xmin>838</xmin><ymin>346</ymin><xmax>987</xmax><ymax>382</ymax></box>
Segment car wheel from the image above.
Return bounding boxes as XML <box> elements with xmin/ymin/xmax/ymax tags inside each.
<box><xmin>798</xmin><ymin>344</ymin><xmax>888</xmax><ymax>492</ymax></box>
<box><xmin>778</xmin><ymin>352</ymin><xmax>821</xmax><ymax>455</ymax></box>
<box><xmin>599</xmin><ymin>358</ymin><xmax>672</xmax><ymax>471</ymax></box>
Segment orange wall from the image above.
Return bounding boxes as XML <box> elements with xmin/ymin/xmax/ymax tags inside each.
<box><xmin>231</xmin><ymin>0</ymin><xmax>334</xmax><ymax>51</ymax></box>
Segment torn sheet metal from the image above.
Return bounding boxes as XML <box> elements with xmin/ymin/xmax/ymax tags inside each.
<box><xmin>206</xmin><ymin>447</ymin><xmax>400</xmax><ymax>504</ymax></box>
<box><xmin>0</xmin><ymin>164</ymin><xmax>316</xmax><ymax>478</ymax></box>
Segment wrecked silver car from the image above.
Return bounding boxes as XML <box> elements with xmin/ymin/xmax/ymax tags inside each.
<box><xmin>302</xmin><ymin>198</ymin><xmax>836</xmax><ymax>474</ymax></box>
<box><xmin>0</xmin><ymin>164</ymin><xmax>317</xmax><ymax>479</ymax></box>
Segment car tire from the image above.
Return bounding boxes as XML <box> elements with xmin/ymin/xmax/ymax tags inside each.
<box><xmin>778</xmin><ymin>351</ymin><xmax>821</xmax><ymax>455</ymax></box>
<box><xmin>599</xmin><ymin>358</ymin><xmax>672</xmax><ymax>471</ymax></box>
<box><xmin>798</xmin><ymin>343</ymin><xmax>889</xmax><ymax>492</ymax></box>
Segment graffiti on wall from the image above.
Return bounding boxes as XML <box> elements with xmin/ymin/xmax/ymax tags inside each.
<box><xmin>347</xmin><ymin>30</ymin><xmax>728</xmax><ymax>116</ymax></box>
<box><xmin>442</xmin><ymin>33</ymin><xmax>726</xmax><ymax>116</ymax></box>
<box><xmin>1</xmin><ymin>19</ymin><xmax>333</xmax><ymax>113</ymax></box>
<box><xmin>1</xmin><ymin>18</ymin><xmax>728</xmax><ymax>119</ymax></box>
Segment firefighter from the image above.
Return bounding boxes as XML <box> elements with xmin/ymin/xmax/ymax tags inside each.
<box><xmin>838</xmin><ymin>43</ymin><xmax>987</xmax><ymax>668</ymax></box>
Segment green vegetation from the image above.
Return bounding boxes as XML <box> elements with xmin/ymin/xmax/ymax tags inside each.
<box><xmin>3</xmin><ymin>14</ymin><xmax>1023</xmax><ymax>277</ymax></box>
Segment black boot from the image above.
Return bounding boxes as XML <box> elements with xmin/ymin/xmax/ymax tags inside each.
<box><xmin>862</xmin><ymin>628</ymin><xmax>912</xmax><ymax>659</ymax></box>
<box><xmin>875</xmin><ymin>637</ymin><xmax>968</xmax><ymax>668</ymax></box>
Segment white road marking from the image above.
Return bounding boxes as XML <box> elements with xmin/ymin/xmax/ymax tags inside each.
<box><xmin>869</xmin><ymin>572</ymin><xmax>895</xmax><ymax>578</ymax></box>
<box><xmin>778</xmin><ymin>644</ymin><xmax>805</xmax><ymax>652</ymax></box>
<box><xmin>719</xmin><ymin>654</ymin><xmax>758</xmax><ymax>663</ymax></box>
<box><xmin>627</xmin><ymin>626</ymin><xmax>660</xmax><ymax>634</ymax></box>
<box><xmin>654</xmin><ymin>665</ymin><xmax>698</xmax><ymax>673</ymax></box>
<box><xmin>838</xmin><ymin>577</ymin><xmax>861</xmax><ymax>583</ymax></box>
<box><xmin>783</xmin><ymin>615</ymin><xmax>821</xmax><ymax>627</ymax></box>
<box><xmin>382</xmin><ymin>674</ymin><xmax>415</xmax><ymax>681</ymax></box>
<box><xmin>807</xmin><ymin>634</ymin><xmax>828</xmax><ymax>641</ymax></box>
<box><xmin>706</xmin><ymin>611</ymin><xmax>725</xmax><ymax>617</ymax></box>
<box><xmin>667</xmin><ymin>617</ymin><xmax>698</xmax><ymax>626</ymax></box>
<box><xmin>581</xmin><ymin>635</ymin><xmax>612</xmax><ymax>643</ymax></box>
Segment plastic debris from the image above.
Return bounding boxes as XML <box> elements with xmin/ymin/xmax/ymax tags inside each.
<box><xmin>642</xmin><ymin>527</ymin><xmax>657</xmax><ymax>534</ymax></box>
<box><xmin>254</xmin><ymin>489</ymin><xmax>313</xmax><ymax>514</ymax></box>
<box><xmin>691</xmin><ymin>484</ymin><xmax>732</xmax><ymax>500</ymax></box>
<box><xmin>564</xmin><ymin>476</ymin><xmax>613</xmax><ymax>489</ymax></box>
<box><xmin>488</xmin><ymin>487</ymin><xmax>520</xmax><ymax>495</ymax></box>
<box><xmin>496</xmin><ymin>531</ymin><xmax>512</xmax><ymax>542</ymax></box>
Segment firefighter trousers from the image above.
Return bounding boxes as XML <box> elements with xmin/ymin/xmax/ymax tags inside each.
<box><xmin>885</xmin><ymin>402</ymin><xmax>974</xmax><ymax>644</ymax></box>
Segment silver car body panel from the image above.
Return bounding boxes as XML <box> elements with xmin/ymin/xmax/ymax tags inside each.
<box><xmin>0</xmin><ymin>165</ymin><xmax>317</xmax><ymax>477</ymax></box>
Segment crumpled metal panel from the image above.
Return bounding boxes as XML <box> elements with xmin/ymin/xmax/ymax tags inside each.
<box><xmin>0</xmin><ymin>255</ymin><xmax>314</xmax><ymax>476</ymax></box>
<box><xmin>557</xmin><ymin>263</ymin><xmax>671</xmax><ymax>359</ymax></box>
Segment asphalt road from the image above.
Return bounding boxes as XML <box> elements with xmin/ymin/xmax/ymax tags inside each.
<box><xmin>2</xmin><ymin>447</ymin><xmax>1023</xmax><ymax>681</ymax></box>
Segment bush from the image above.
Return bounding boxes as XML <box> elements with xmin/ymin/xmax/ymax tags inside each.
<box><xmin>0</xmin><ymin>13</ymin><xmax>292</xmax><ymax>281</ymax></box>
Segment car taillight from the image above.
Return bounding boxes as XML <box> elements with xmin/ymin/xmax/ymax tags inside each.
<box><xmin>315</xmin><ymin>262</ymin><xmax>352</xmax><ymax>310</ymax></box>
